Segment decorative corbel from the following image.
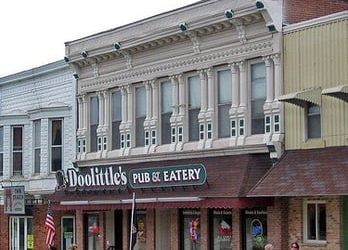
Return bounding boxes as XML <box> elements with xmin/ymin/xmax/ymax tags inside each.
<box><xmin>230</xmin><ymin>19</ymin><xmax>247</xmax><ymax>44</ymax></box>
<box><xmin>117</xmin><ymin>50</ymin><xmax>133</xmax><ymax>69</ymax></box>
<box><xmin>184</xmin><ymin>31</ymin><xmax>201</xmax><ymax>54</ymax></box>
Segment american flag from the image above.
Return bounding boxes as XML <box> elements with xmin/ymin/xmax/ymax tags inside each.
<box><xmin>45</xmin><ymin>202</ymin><xmax>56</xmax><ymax>247</ymax></box>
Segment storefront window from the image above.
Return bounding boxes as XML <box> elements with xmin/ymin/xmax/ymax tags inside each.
<box><xmin>133</xmin><ymin>210</ymin><xmax>147</xmax><ymax>250</ymax></box>
<box><xmin>210</xmin><ymin>209</ymin><xmax>232</xmax><ymax>250</ymax></box>
<box><xmin>181</xmin><ymin>209</ymin><xmax>201</xmax><ymax>250</ymax></box>
<box><xmin>85</xmin><ymin>214</ymin><xmax>100</xmax><ymax>250</ymax></box>
<box><xmin>10</xmin><ymin>217</ymin><xmax>33</xmax><ymax>250</ymax></box>
<box><xmin>62</xmin><ymin>216</ymin><xmax>75</xmax><ymax>250</ymax></box>
<box><xmin>242</xmin><ymin>208</ymin><xmax>267</xmax><ymax>250</ymax></box>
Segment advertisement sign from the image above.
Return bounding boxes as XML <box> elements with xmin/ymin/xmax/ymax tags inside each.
<box><xmin>4</xmin><ymin>186</ymin><xmax>25</xmax><ymax>214</ymax></box>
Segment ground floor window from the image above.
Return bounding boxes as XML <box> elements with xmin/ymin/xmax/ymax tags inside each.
<box><xmin>61</xmin><ymin>216</ymin><xmax>75</xmax><ymax>250</ymax></box>
<box><xmin>304</xmin><ymin>201</ymin><xmax>326</xmax><ymax>242</ymax></box>
<box><xmin>84</xmin><ymin>214</ymin><xmax>100</xmax><ymax>250</ymax></box>
<box><xmin>10</xmin><ymin>216</ymin><xmax>33</xmax><ymax>250</ymax></box>
<box><xmin>181</xmin><ymin>209</ymin><xmax>201</xmax><ymax>250</ymax></box>
<box><xmin>132</xmin><ymin>209</ymin><xmax>147</xmax><ymax>250</ymax></box>
<box><xmin>242</xmin><ymin>208</ymin><xmax>267</xmax><ymax>250</ymax></box>
<box><xmin>210</xmin><ymin>209</ymin><xmax>232</xmax><ymax>250</ymax></box>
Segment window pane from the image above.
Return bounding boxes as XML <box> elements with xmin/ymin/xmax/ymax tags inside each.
<box><xmin>62</xmin><ymin>218</ymin><xmax>75</xmax><ymax>250</ymax></box>
<box><xmin>218</xmin><ymin>104</ymin><xmax>230</xmax><ymax>138</ymax></box>
<box><xmin>112</xmin><ymin>91</ymin><xmax>122</xmax><ymax>121</ymax></box>
<box><xmin>13</xmin><ymin>127</ymin><xmax>23</xmax><ymax>149</ymax></box>
<box><xmin>13</xmin><ymin>152</ymin><xmax>22</xmax><ymax>176</ymax></box>
<box><xmin>52</xmin><ymin>120</ymin><xmax>62</xmax><ymax>146</ymax></box>
<box><xmin>161</xmin><ymin>113</ymin><xmax>171</xmax><ymax>144</ymax></box>
<box><xmin>211</xmin><ymin>209</ymin><xmax>232</xmax><ymax>250</ymax></box>
<box><xmin>161</xmin><ymin>81</ymin><xmax>172</xmax><ymax>114</ymax></box>
<box><xmin>307</xmin><ymin>103</ymin><xmax>321</xmax><ymax>139</ymax></box>
<box><xmin>136</xmin><ymin>86</ymin><xmax>146</xmax><ymax>117</ymax></box>
<box><xmin>251</xmin><ymin>63</ymin><xmax>266</xmax><ymax>135</ymax></box>
<box><xmin>136</xmin><ymin>117</ymin><xmax>145</xmax><ymax>147</ymax></box>
<box><xmin>218</xmin><ymin>70</ymin><xmax>232</xmax><ymax>104</ymax></box>
<box><xmin>34</xmin><ymin>149</ymin><xmax>40</xmax><ymax>174</ymax></box>
<box><xmin>318</xmin><ymin>204</ymin><xmax>326</xmax><ymax>240</ymax></box>
<box><xmin>90</xmin><ymin>96</ymin><xmax>99</xmax><ymax>125</ymax></box>
<box><xmin>34</xmin><ymin>120</ymin><xmax>41</xmax><ymax>147</ymax></box>
<box><xmin>52</xmin><ymin>147</ymin><xmax>62</xmax><ymax>172</ymax></box>
<box><xmin>112</xmin><ymin>121</ymin><xmax>121</xmax><ymax>150</ymax></box>
<box><xmin>0</xmin><ymin>127</ymin><xmax>3</xmax><ymax>152</ymax></box>
<box><xmin>307</xmin><ymin>204</ymin><xmax>316</xmax><ymax>240</ymax></box>
<box><xmin>19</xmin><ymin>218</ymin><xmax>25</xmax><ymax>250</ymax></box>
<box><xmin>90</xmin><ymin>124</ymin><xmax>98</xmax><ymax>152</ymax></box>
<box><xmin>188</xmin><ymin>76</ymin><xmax>201</xmax><ymax>109</ymax></box>
<box><xmin>182</xmin><ymin>209</ymin><xmax>201</xmax><ymax>250</ymax></box>
<box><xmin>189</xmin><ymin>109</ymin><xmax>200</xmax><ymax>141</ymax></box>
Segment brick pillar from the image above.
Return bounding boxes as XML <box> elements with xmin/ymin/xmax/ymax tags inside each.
<box><xmin>76</xmin><ymin>209</ymin><xmax>84</xmax><ymax>249</ymax></box>
<box><xmin>232</xmin><ymin>209</ymin><xmax>241</xmax><ymax>250</ymax></box>
<box><xmin>146</xmin><ymin>209</ymin><xmax>155</xmax><ymax>250</ymax></box>
<box><xmin>267</xmin><ymin>198</ymin><xmax>288</xmax><ymax>250</ymax></box>
<box><xmin>200</xmin><ymin>208</ymin><xmax>209</xmax><ymax>250</ymax></box>
<box><xmin>170</xmin><ymin>209</ymin><xmax>179</xmax><ymax>250</ymax></box>
<box><xmin>123</xmin><ymin>209</ymin><xmax>129</xmax><ymax>250</ymax></box>
<box><xmin>0</xmin><ymin>206</ymin><xmax>9</xmax><ymax>249</ymax></box>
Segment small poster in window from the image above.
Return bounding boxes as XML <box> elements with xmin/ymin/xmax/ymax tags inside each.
<box><xmin>4</xmin><ymin>186</ymin><xmax>25</xmax><ymax>214</ymax></box>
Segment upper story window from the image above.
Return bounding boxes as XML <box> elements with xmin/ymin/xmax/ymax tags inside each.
<box><xmin>33</xmin><ymin>120</ymin><xmax>41</xmax><ymax>174</ymax></box>
<box><xmin>51</xmin><ymin>119</ymin><xmax>62</xmax><ymax>172</ymax></box>
<box><xmin>112</xmin><ymin>90</ymin><xmax>122</xmax><ymax>150</ymax></box>
<box><xmin>161</xmin><ymin>81</ymin><xmax>172</xmax><ymax>145</ymax></box>
<box><xmin>188</xmin><ymin>75</ymin><xmax>201</xmax><ymax>142</ymax></box>
<box><xmin>135</xmin><ymin>86</ymin><xmax>146</xmax><ymax>147</ymax></box>
<box><xmin>307</xmin><ymin>103</ymin><xmax>321</xmax><ymax>139</ymax></box>
<box><xmin>251</xmin><ymin>62</ymin><xmax>266</xmax><ymax>135</ymax></box>
<box><xmin>304</xmin><ymin>201</ymin><xmax>326</xmax><ymax>243</ymax></box>
<box><xmin>12</xmin><ymin>126</ymin><xmax>23</xmax><ymax>176</ymax></box>
<box><xmin>217</xmin><ymin>69</ymin><xmax>232</xmax><ymax>138</ymax></box>
<box><xmin>0</xmin><ymin>126</ymin><xmax>3</xmax><ymax>176</ymax></box>
<box><xmin>90</xmin><ymin>96</ymin><xmax>99</xmax><ymax>152</ymax></box>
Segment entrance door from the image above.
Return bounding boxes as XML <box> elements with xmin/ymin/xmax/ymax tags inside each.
<box><xmin>114</xmin><ymin>210</ymin><xmax>123</xmax><ymax>250</ymax></box>
<box><xmin>242</xmin><ymin>208</ymin><xmax>267</xmax><ymax>250</ymax></box>
<box><xmin>84</xmin><ymin>214</ymin><xmax>100</xmax><ymax>250</ymax></box>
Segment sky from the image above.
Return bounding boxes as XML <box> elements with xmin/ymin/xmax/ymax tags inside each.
<box><xmin>0</xmin><ymin>0</ymin><xmax>198</xmax><ymax>77</ymax></box>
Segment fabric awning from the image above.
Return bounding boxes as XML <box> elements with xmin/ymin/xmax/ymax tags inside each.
<box><xmin>248</xmin><ymin>146</ymin><xmax>348</xmax><ymax>197</ymax></box>
<box><xmin>279</xmin><ymin>87</ymin><xmax>322</xmax><ymax>106</ymax></box>
<box><xmin>322</xmin><ymin>85</ymin><xmax>348</xmax><ymax>102</ymax></box>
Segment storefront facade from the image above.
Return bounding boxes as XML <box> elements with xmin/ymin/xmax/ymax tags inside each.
<box><xmin>58</xmin><ymin>0</ymin><xmax>283</xmax><ymax>249</ymax></box>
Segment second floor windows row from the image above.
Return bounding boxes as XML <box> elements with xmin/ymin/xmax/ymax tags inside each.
<box><xmin>77</xmin><ymin>57</ymin><xmax>282</xmax><ymax>155</ymax></box>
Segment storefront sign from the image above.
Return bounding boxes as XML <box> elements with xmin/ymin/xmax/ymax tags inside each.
<box><xmin>129</xmin><ymin>164</ymin><xmax>206</xmax><ymax>189</ymax></box>
<box><xmin>4</xmin><ymin>186</ymin><xmax>25</xmax><ymax>214</ymax></box>
<box><xmin>66</xmin><ymin>166</ymin><xmax>127</xmax><ymax>190</ymax></box>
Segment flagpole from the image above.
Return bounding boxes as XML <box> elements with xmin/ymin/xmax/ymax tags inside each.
<box><xmin>129</xmin><ymin>192</ymin><xmax>136</xmax><ymax>250</ymax></box>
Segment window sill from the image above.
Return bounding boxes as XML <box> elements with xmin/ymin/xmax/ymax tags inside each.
<box><xmin>303</xmin><ymin>240</ymin><xmax>327</xmax><ymax>247</ymax></box>
<box><xmin>301</xmin><ymin>139</ymin><xmax>325</xmax><ymax>149</ymax></box>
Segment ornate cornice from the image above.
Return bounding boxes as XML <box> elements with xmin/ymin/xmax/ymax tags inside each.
<box><xmin>78</xmin><ymin>39</ymin><xmax>273</xmax><ymax>94</ymax></box>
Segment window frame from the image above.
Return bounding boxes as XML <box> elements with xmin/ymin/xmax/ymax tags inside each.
<box><xmin>50</xmin><ymin>118</ymin><xmax>63</xmax><ymax>172</ymax></box>
<box><xmin>61</xmin><ymin>216</ymin><xmax>76</xmax><ymax>250</ymax></box>
<box><xmin>111</xmin><ymin>89</ymin><xmax>122</xmax><ymax>150</ymax></box>
<box><xmin>89</xmin><ymin>95</ymin><xmax>99</xmax><ymax>152</ymax></box>
<box><xmin>305</xmin><ymin>102</ymin><xmax>321</xmax><ymax>140</ymax></box>
<box><xmin>160</xmin><ymin>79</ymin><xmax>172</xmax><ymax>145</ymax></box>
<box><xmin>11</xmin><ymin>125</ymin><xmax>23</xmax><ymax>176</ymax></box>
<box><xmin>33</xmin><ymin>120</ymin><xmax>41</xmax><ymax>174</ymax></box>
<box><xmin>10</xmin><ymin>216</ymin><xmax>33</xmax><ymax>250</ymax></box>
<box><xmin>303</xmin><ymin>200</ymin><xmax>327</xmax><ymax>244</ymax></box>
<box><xmin>186</xmin><ymin>73</ymin><xmax>201</xmax><ymax>142</ymax></box>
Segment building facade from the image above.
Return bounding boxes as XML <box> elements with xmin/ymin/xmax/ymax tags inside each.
<box><xmin>54</xmin><ymin>0</ymin><xmax>284</xmax><ymax>249</ymax></box>
<box><xmin>249</xmin><ymin>11</ymin><xmax>348</xmax><ymax>250</ymax></box>
<box><xmin>0</xmin><ymin>61</ymin><xmax>76</xmax><ymax>250</ymax></box>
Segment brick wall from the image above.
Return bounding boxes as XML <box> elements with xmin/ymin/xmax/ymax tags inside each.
<box><xmin>0</xmin><ymin>206</ymin><xmax>9</xmax><ymax>249</ymax></box>
<box><xmin>288</xmin><ymin>197</ymin><xmax>342</xmax><ymax>250</ymax></box>
<box><xmin>284</xmin><ymin>0</ymin><xmax>348</xmax><ymax>24</ymax></box>
<box><xmin>267</xmin><ymin>198</ymin><xmax>288</xmax><ymax>250</ymax></box>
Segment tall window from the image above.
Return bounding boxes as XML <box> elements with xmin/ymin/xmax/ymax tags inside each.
<box><xmin>33</xmin><ymin>120</ymin><xmax>41</xmax><ymax>174</ymax></box>
<box><xmin>90</xmin><ymin>96</ymin><xmax>99</xmax><ymax>152</ymax></box>
<box><xmin>12</xmin><ymin>126</ymin><xmax>23</xmax><ymax>176</ymax></box>
<box><xmin>218</xmin><ymin>70</ymin><xmax>232</xmax><ymax>138</ymax></box>
<box><xmin>112</xmin><ymin>91</ymin><xmax>122</xmax><ymax>150</ymax></box>
<box><xmin>181</xmin><ymin>209</ymin><xmax>201</xmax><ymax>250</ymax></box>
<box><xmin>161</xmin><ymin>81</ymin><xmax>172</xmax><ymax>144</ymax></box>
<box><xmin>210</xmin><ymin>209</ymin><xmax>232</xmax><ymax>250</ymax></box>
<box><xmin>84</xmin><ymin>214</ymin><xmax>100</xmax><ymax>250</ymax></box>
<box><xmin>304</xmin><ymin>201</ymin><xmax>326</xmax><ymax>242</ymax></box>
<box><xmin>136</xmin><ymin>86</ymin><xmax>146</xmax><ymax>147</ymax></box>
<box><xmin>10</xmin><ymin>217</ymin><xmax>33</xmax><ymax>250</ymax></box>
<box><xmin>188</xmin><ymin>75</ymin><xmax>201</xmax><ymax>142</ymax></box>
<box><xmin>61</xmin><ymin>217</ymin><xmax>75</xmax><ymax>250</ymax></box>
<box><xmin>307</xmin><ymin>103</ymin><xmax>321</xmax><ymax>139</ymax></box>
<box><xmin>251</xmin><ymin>62</ymin><xmax>266</xmax><ymax>135</ymax></box>
<box><xmin>0</xmin><ymin>126</ymin><xmax>3</xmax><ymax>176</ymax></box>
<box><xmin>51</xmin><ymin>119</ymin><xmax>62</xmax><ymax>172</ymax></box>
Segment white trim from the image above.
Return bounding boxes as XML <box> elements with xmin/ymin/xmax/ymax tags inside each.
<box><xmin>303</xmin><ymin>200</ymin><xmax>327</xmax><ymax>244</ymax></box>
<box><xmin>284</xmin><ymin>10</ymin><xmax>348</xmax><ymax>33</ymax></box>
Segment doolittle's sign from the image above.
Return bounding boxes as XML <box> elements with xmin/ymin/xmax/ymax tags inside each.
<box><xmin>58</xmin><ymin>164</ymin><xmax>206</xmax><ymax>192</ymax></box>
<box><xmin>129</xmin><ymin>164</ymin><xmax>206</xmax><ymax>189</ymax></box>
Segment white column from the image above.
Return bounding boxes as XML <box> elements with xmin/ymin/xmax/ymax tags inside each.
<box><xmin>199</xmin><ymin>70</ymin><xmax>207</xmax><ymax>112</ymax></box>
<box><xmin>230</xmin><ymin>63</ymin><xmax>239</xmax><ymax>108</ymax></box>
<box><xmin>206</xmin><ymin>68</ymin><xmax>214</xmax><ymax>112</ymax></box>
<box><xmin>264</xmin><ymin>56</ymin><xmax>274</xmax><ymax>103</ymax></box>
<box><xmin>239</xmin><ymin>61</ymin><xmax>247</xmax><ymax>108</ymax></box>
<box><xmin>127</xmin><ymin>84</ymin><xmax>133</xmax><ymax>124</ymax></box>
<box><xmin>170</xmin><ymin>76</ymin><xmax>178</xmax><ymax>116</ymax></box>
<box><xmin>151</xmin><ymin>80</ymin><xmax>159</xmax><ymax>120</ymax></box>
<box><xmin>77</xmin><ymin>96</ymin><xmax>83</xmax><ymax>130</ymax></box>
<box><xmin>178</xmin><ymin>74</ymin><xmax>185</xmax><ymax>116</ymax></box>
<box><xmin>145</xmin><ymin>81</ymin><xmax>152</xmax><ymax>121</ymax></box>
<box><xmin>103</xmin><ymin>90</ymin><xmax>111</xmax><ymax>128</ymax></box>
<box><xmin>273</xmin><ymin>54</ymin><xmax>281</xmax><ymax>101</ymax></box>
<box><xmin>97</xmin><ymin>91</ymin><xmax>104</xmax><ymax>127</ymax></box>
<box><xmin>82</xmin><ymin>95</ymin><xmax>88</xmax><ymax>130</ymax></box>
<box><xmin>121</xmin><ymin>87</ymin><xmax>127</xmax><ymax>123</ymax></box>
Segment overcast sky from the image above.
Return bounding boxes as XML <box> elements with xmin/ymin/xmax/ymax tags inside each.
<box><xmin>0</xmin><ymin>0</ymin><xmax>198</xmax><ymax>77</ymax></box>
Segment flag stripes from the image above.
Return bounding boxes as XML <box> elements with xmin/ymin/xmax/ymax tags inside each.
<box><xmin>45</xmin><ymin>202</ymin><xmax>56</xmax><ymax>246</ymax></box>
